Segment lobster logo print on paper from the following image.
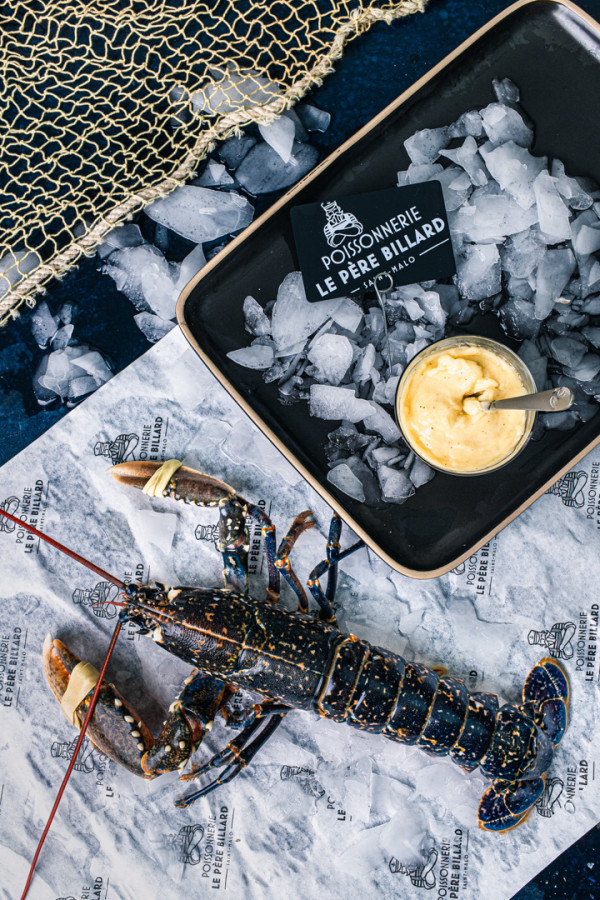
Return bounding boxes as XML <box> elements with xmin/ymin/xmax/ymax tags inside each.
<box><xmin>0</xmin><ymin>497</ymin><xmax>19</xmax><ymax>533</ymax></box>
<box><xmin>73</xmin><ymin>581</ymin><xmax>120</xmax><ymax>619</ymax></box>
<box><xmin>535</xmin><ymin>776</ymin><xmax>564</xmax><ymax>818</ymax></box>
<box><xmin>165</xmin><ymin>824</ymin><xmax>205</xmax><ymax>865</ymax></box>
<box><xmin>51</xmin><ymin>736</ymin><xmax>102</xmax><ymax>774</ymax></box>
<box><xmin>93</xmin><ymin>432</ymin><xmax>139</xmax><ymax>465</ymax></box>
<box><xmin>280</xmin><ymin>765</ymin><xmax>326</xmax><ymax>800</ymax></box>
<box><xmin>321</xmin><ymin>200</ymin><xmax>363</xmax><ymax>248</ymax></box>
<box><xmin>528</xmin><ymin>622</ymin><xmax>576</xmax><ymax>660</ymax></box>
<box><xmin>195</xmin><ymin>522</ymin><xmax>219</xmax><ymax>545</ymax></box>
<box><xmin>545</xmin><ymin>470</ymin><xmax>587</xmax><ymax>508</ymax></box>
<box><xmin>389</xmin><ymin>848</ymin><xmax>438</xmax><ymax>889</ymax></box>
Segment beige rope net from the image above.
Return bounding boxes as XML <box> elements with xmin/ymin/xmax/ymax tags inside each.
<box><xmin>0</xmin><ymin>0</ymin><xmax>427</xmax><ymax>325</ymax></box>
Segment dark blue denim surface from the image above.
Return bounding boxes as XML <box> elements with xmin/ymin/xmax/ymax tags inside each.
<box><xmin>1</xmin><ymin>2</ymin><xmax>599</xmax><ymax>894</ymax></box>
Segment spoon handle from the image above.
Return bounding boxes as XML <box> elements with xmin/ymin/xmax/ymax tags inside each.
<box><xmin>488</xmin><ymin>386</ymin><xmax>574</xmax><ymax>412</ymax></box>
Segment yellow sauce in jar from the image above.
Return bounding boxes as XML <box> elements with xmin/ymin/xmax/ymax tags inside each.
<box><xmin>397</xmin><ymin>344</ymin><xmax>528</xmax><ymax>473</ymax></box>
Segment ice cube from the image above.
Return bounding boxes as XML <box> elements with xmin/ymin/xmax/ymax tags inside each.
<box><xmin>452</xmin><ymin>193</ymin><xmax>538</xmax><ymax>242</ymax></box>
<box><xmin>327</xmin><ymin>463</ymin><xmax>365</xmax><ymax>502</ymax></box>
<box><xmin>31</xmin><ymin>301</ymin><xmax>59</xmax><ymax>349</ymax></box>
<box><xmin>499</xmin><ymin>298</ymin><xmax>539</xmax><ymax>340</ymax></box>
<box><xmin>307</xmin><ymin>334</ymin><xmax>353</xmax><ymax>385</ymax></box>
<box><xmin>145</xmin><ymin>186</ymin><xmax>254</xmax><ymax>243</ymax></box>
<box><xmin>194</xmin><ymin>160</ymin><xmax>234</xmax><ymax>187</ymax></box>
<box><xmin>353</xmin><ymin>343</ymin><xmax>376</xmax><ymax>382</ymax></box>
<box><xmin>328</xmin><ymin>297</ymin><xmax>363</xmax><ymax>333</ymax></box>
<box><xmin>449</xmin><ymin>109</ymin><xmax>484</xmax><ymax>139</ymax></box>
<box><xmin>582</xmin><ymin>326</ymin><xmax>600</xmax><ymax>348</ymax></box>
<box><xmin>407</xmin><ymin>163</ymin><xmax>444</xmax><ymax>184</ymax></box>
<box><xmin>258</xmin><ymin>114</ymin><xmax>296</xmax><ymax>163</ymax></box>
<box><xmin>134</xmin><ymin>312</ymin><xmax>176</xmax><ymax>343</ymax></box>
<box><xmin>235</xmin><ymin>140</ymin><xmax>319</xmax><ymax>195</ymax></box>
<box><xmin>403</xmin><ymin>127</ymin><xmax>450</xmax><ymax>165</ymax></box>
<box><xmin>37</xmin><ymin>349</ymin><xmax>72</xmax><ymax>400</ymax></box>
<box><xmin>480</xmin><ymin>141</ymin><xmax>546</xmax><ymax>208</ymax></box>
<box><xmin>492</xmin><ymin>77</ymin><xmax>520</xmax><ymax>105</ymax></box>
<box><xmin>227</xmin><ymin>343</ymin><xmax>275</xmax><ymax>369</ymax></box>
<box><xmin>51</xmin><ymin>324</ymin><xmax>74</xmax><ymax>350</ymax></box>
<box><xmin>344</xmin><ymin>455</ymin><xmax>382</xmax><ymax>505</ymax></box>
<box><xmin>175</xmin><ymin>243</ymin><xmax>207</xmax><ymax>292</ymax></box>
<box><xmin>377</xmin><ymin>466</ymin><xmax>415</xmax><ymax>504</ymax></box>
<box><xmin>243</xmin><ymin>295</ymin><xmax>271</xmax><ymax>336</ymax></box>
<box><xmin>96</xmin><ymin>224</ymin><xmax>144</xmax><ymax>259</ymax></box>
<box><xmin>518</xmin><ymin>340</ymin><xmax>548</xmax><ymax>389</ymax></box>
<box><xmin>410</xmin><ymin>457</ymin><xmax>435</xmax><ymax>488</ymax></box>
<box><xmin>67</xmin><ymin>374</ymin><xmax>99</xmax><ymax>405</ymax></box>
<box><xmin>372</xmin><ymin>373</ymin><xmax>401</xmax><ymax>405</ymax></box>
<box><xmin>549</xmin><ymin>335</ymin><xmax>587</xmax><ymax>367</ymax></box>
<box><xmin>481</xmin><ymin>102</ymin><xmax>533</xmax><ymax>147</ymax></box>
<box><xmin>73</xmin><ymin>350</ymin><xmax>113</xmax><ymax>385</ymax></box>
<box><xmin>218</xmin><ymin>135</ymin><xmax>257</xmax><ymax>169</ymax></box>
<box><xmin>440</xmin><ymin>136</ymin><xmax>488</xmax><ymax>187</ymax></box>
<box><xmin>434</xmin><ymin>166</ymin><xmax>473</xmax><ymax>211</ymax></box>
<box><xmin>415</xmin><ymin>289</ymin><xmax>446</xmax><ymax>330</ymax></box>
<box><xmin>271</xmin><ymin>272</ymin><xmax>333</xmax><ymax>352</ymax></box>
<box><xmin>565</xmin><ymin>353</ymin><xmax>600</xmax><ymax>382</ymax></box>
<box><xmin>102</xmin><ymin>244</ymin><xmax>171</xmax><ymax>308</ymax></box>
<box><xmin>364</xmin><ymin>402</ymin><xmax>402</xmax><ymax>443</ymax></box>
<box><xmin>534</xmin><ymin>248</ymin><xmax>576</xmax><ymax>319</ymax></box>
<box><xmin>551</xmin><ymin>160</ymin><xmax>593</xmax><ymax>210</ymax></box>
<box><xmin>406</xmin><ymin>337</ymin><xmax>430</xmax><ymax>363</ymax></box>
<box><xmin>571</xmin><ymin>210</ymin><xmax>600</xmax><ymax>255</ymax></box>
<box><xmin>141</xmin><ymin>266</ymin><xmax>179</xmax><ymax>319</ymax></box>
<box><xmin>500</xmin><ymin>229</ymin><xmax>545</xmax><ymax>278</ymax></box>
<box><xmin>370</xmin><ymin>445</ymin><xmax>403</xmax><ymax>468</ymax></box>
<box><xmin>295</xmin><ymin>101</ymin><xmax>331</xmax><ymax>133</ymax></box>
<box><xmin>533</xmin><ymin>170</ymin><xmax>572</xmax><ymax>242</ymax></box>
<box><xmin>455</xmin><ymin>244</ymin><xmax>501</xmax><ymax>301</ymax></box>
<box><xmin>309</xmin><ymin>385</ymin><xmax>375</xmax><ymax>423</ymax></box>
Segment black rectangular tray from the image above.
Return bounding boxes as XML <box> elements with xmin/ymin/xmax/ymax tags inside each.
<box><xmin>178</xmin><ymin>0</ymin><xmax>600</xmax><ymax>577</ymax></box>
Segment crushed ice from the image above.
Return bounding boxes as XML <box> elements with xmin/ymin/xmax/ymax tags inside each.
<box><xmin>229</xmin><ymin>77</ymin><xmax>600</xmax><ymax>505</ymax></box>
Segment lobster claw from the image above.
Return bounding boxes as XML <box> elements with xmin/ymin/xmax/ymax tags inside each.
<box><xmin>112</xmin><ymin>460</ymin><xmax>252</xmax><ymax>593</ymax></box>
<box><xmin>43</xmin><ymin>635</ymin><xmax>155</xmax><ymax>778</ymax></box>
<box><xmin>111</xmin><ymin>460</ymin><xmax>236</xmax><ymax>507</ymax></box>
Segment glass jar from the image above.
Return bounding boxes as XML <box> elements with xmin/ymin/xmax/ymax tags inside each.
<box><xmin>395</xmin><ymin>335</ymin><xmax>536</xmax><ymax>476</ymax></box>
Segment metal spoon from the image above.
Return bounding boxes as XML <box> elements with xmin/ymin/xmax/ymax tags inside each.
<box><xmin>478</xmin><ymin>386</ymin><xmax>574</xmax><ymax>412</ymax></box>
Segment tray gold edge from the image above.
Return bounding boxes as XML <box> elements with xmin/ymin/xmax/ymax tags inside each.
<box><xmin>176</xmin><ymin>0</ymin><xmax>600</xmax><ymax>578</ymax></box>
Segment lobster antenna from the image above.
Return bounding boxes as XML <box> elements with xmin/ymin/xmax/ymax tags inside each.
<box><xmin>0</xmin><ymin>508</ymin><xmax>125</xmax><ymax>589</ymax></box>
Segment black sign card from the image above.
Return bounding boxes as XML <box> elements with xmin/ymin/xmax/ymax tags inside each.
<box><xmin>290</xmin><ymin>182</ymin><xmax>456</xmax><ymax>302</ymax></box>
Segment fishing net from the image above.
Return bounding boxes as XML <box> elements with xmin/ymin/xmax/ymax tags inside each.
<box><xmin>0</xmin><ymin>0</ymin><xmax>428</xmax><ymax>325</ymax></box>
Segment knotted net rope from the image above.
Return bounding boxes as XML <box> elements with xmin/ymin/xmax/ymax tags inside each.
<box><xmin>0</xmin><ymin>0</ymin><xmax>427</xmax><ymax>325</ymax></box>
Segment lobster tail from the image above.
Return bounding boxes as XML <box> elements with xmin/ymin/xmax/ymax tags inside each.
<box><xmin>478</xmin><ymin>659</ymin><xmax>569</xmax><ymax>832</ymax></box>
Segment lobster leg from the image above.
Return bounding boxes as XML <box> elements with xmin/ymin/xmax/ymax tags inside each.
<box><xmin>175</xmin><ymin>701</ymin><xmax>289</xmax><ymax>808</ymax></box>
<box><xmin>478</xmin><ymin>658</ymin><xmax>570</xmax><ymax>832</ymax></box>
<box><xmin>275</xmin><ymin>510</ymin><xmax>316</xmax><ymax>612</ymax></box>
<box><xmin>140</xmin><ymin>672</ymin><xmax>232</xmax><ymax>778</ymax></box>
<box><xmin>307</xmin><ymin>515</ymin><xmax>365</xmax><ymax>623</ymax></box>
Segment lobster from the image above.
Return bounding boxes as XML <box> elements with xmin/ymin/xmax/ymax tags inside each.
<box><xmin>37</xmin><ymin>459</ymin><xmax>569</xmax><ymax>834</ymax></box>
